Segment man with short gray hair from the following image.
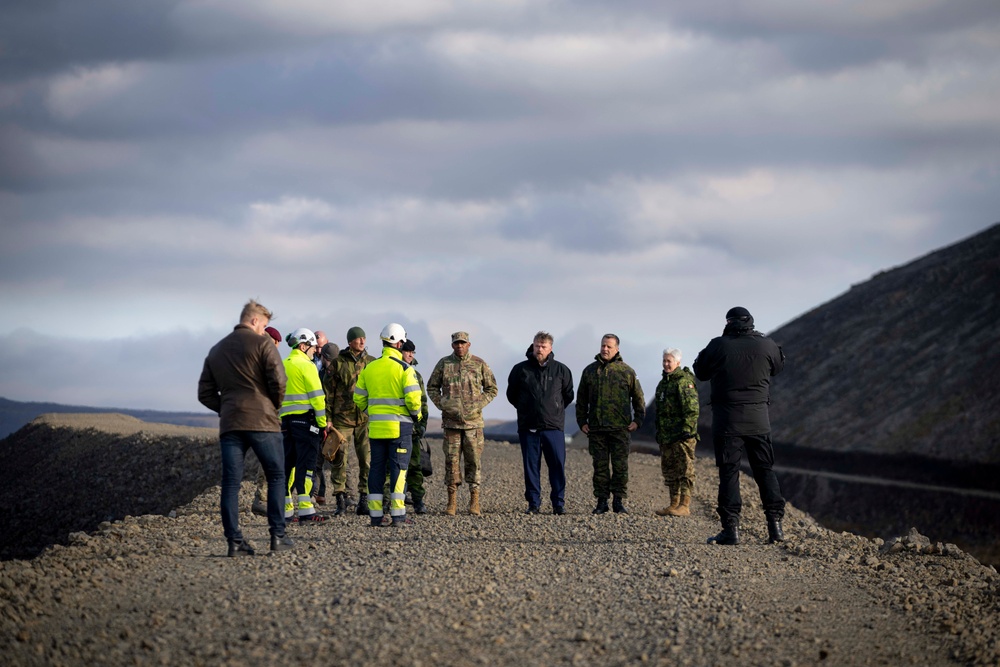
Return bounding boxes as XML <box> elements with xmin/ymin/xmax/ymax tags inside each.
<box><xmin>653</xmin><ymin>348</ymin><xmax>700</xmax><ymax>517</ymax></box>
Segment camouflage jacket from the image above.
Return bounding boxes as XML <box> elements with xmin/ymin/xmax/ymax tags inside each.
<box><xmin>427</xmin><ymin>353</ymin><xmax>498</xmax><ymax>430</ymax></box>
<box><xmin>576</xmin><ymin>353</ymin><xmax>645</xmax><ymax>432</ymax></box>
<box><xmin>654</xmin><ymin>367</ymin><xmax>700</xmax><ymax>445</ymax></box>
<box><xmin>412</xmin><ymin>360</ymin><xmax>429</xmax><ymax>440</ymax></box>
<box><xmin>324</xmin><ymin>347</ymin><xmax>377</xmax><ymax>427</ymax></box>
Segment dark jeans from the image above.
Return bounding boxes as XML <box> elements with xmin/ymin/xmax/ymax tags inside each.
<box><xmin>220</xmin><ymin>431</ymin><xmax>286</xmax><ymax>540</ymax></box>
<box><xmin>368</xmin><ymin>434</ymin><xmax>412</xmax><ymax>519</ymax></box>
<box><xmin>714</xmin><ymin>432</ymin><xmax>785</xmax><ymax>525</ymax></box>
<box><xmin>518</xmin><ymin>430</ymin><xmax>566</xmax><ymax>509</ymax></box>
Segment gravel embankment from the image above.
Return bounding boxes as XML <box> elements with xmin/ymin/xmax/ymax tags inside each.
<box><xmin>1</xmin><ymin>415</ymin><xmax>998</xmax><ymax>666</ymax></box>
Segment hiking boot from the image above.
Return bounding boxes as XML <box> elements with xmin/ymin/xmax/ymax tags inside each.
<box><xmin>707</xmin><ymin>524</ymin><xmax>740</xmax><ymax>546</ymax></box>
<box><xmin>612</xmin><ymin>496</ymin><xmax>628</xmax><ymax>514</ymax></box>
<box><xmin>767</xmin><ymin>518</ymin><xmax>785</xmax><ymax>543</ymax></box>
<box><xmin>592</xmin><ymin>498</ymin><xmax>609</xmax><ymax>515</ymax></box>
<box><xmin>667</xmin><ymin>494</ymin><xmax>691</xmax><ymax>517</ymax></box>
<box><xmin>655</xmin><ymin>494</ymin><xmax>680</xmax><ymax>516</ymax></box>
<box><xmin>469</xmin><ymin>488</ymin><xmax>481</xmax><ymax>516</ymax></box>
<box><xmin>356</xmin><ymin>494</ymin><xmax>369</xmax><ymax>516</ymax></box>
<box><xmin>227</xmin><ymin>539</ymin><xmax>255</xmax><ymax>557</ymax></box>
<box><xmin>298</xmin><ymin>513</ymin><xmax>328</xmax><ymax>525</ymax></box>
<box><xmin>333</xmin><ymin>492</ymin><xmax>347</xmax><ymax>516</ymax></box>
<box><xmin>391</xmin><ymin>516</ymin><xmax>414</xmax><ymax>527</ymax></box>
<box><xmin>445</xmin><ymin>486</ymin><xmax>458</xmax><ymax>516</ymax></box>
<box><xmin>270</xmin><ymin>535</ymin><xmax>294</xmax><ymax>552</ymax></box>
<box><xmin>413</xmin><ymin>497</ymin><xmax>427</xmax><ymax>514</ymax></box>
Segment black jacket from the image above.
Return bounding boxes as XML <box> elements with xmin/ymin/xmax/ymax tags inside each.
<box><xmin>693</xmin><ymin>325</ymin><xmax>784</xmax><ymax>436</ymax></box>
<box><xmin>506</xmin><ymin>347</ymin><xmax>575</xmax><ymax>432</ymax></box>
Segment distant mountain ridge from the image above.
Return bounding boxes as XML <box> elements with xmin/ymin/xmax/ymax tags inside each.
<box><xmin>755</xmin><ymin>223</ymin><xmax>1000</xmax><ymax>464</ymax></box>
<box><xmin>0</xmin><ymin>397</ymin><xmax>218</xmax><ymax>439</ymax></box>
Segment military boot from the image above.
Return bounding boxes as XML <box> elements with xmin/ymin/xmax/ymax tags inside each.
<box><xmin>333</xmin><ymin>492</ymin><xmax>347</xmax><ymax>516</ymax></box>
<box><xmin>413</xmin><ymin>496</ymin><xmax>427</xmax><ymax>515</ymax></box>
<box><xmin>667</xmin><ymin>493</ymin><xmax>691</xmax><ymax>517</ymax></box>
<box><xmin>707</xmin><ymin>522</ymin><xmax>740</xmax><ymax>545</ymax></box>
<box><xmin>355</xmin><ymin>494</ymin><xmax>369</xmax><ymax>516</ymax></box>
<box><xmin>592</xmin><ymin>498</ymin><xmax>609</xmax><ymax>514</ymax></box>
<box><xmin>445</xmin><ymin>486</ymin><xmax>458</xmax><ymax>516</ymax></box>
<box><xmin>612</xmin><ymin>496</ymin><xmax>628</xmax><ymax>514</ymax></box>
<box><xmin>469</xmin><ymin>488</ymin><xmax>481</xmax><ymax>516</ymax></box>
<box><xmin>767</xmin><ymin>518</ymin><xmax>785</xmax><ymax>543</ymax></box>
<box><xmin>655</xmin><ymin>492</ymin><xmax>680</xmax><ymax>516</ymax></box>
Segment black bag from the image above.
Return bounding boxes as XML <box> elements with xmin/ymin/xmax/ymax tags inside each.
<box><xmin>420</xmin><ymin>439</ymin><xmax>433</xmax><ymax>477</ymax></box>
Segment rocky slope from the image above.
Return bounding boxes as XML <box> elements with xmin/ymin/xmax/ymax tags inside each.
<box><xmin>752</xmin><ymin>222</ymin><xmax>1000</xmax><ymax>465</ymax></box>
<box><xmin>1</xmin><ymin>414</ymin><xmax>999</xmax><ymax>666</ymax></box>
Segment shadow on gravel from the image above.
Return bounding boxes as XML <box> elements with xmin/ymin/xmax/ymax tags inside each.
<box><xmin>0</xmin><ymin>421</ymin><xmax>226</xmax><ymax>560</ymax></box>
<box><xmin>631</xmin><ymin>436</ymin><xmax>1000</xmax><ymax>568</ymax></box>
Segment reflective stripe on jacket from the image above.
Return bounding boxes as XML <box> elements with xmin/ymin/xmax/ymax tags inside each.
<box><xmin>280</xmin><ymin>348</ymin><xmax>328</xmax><ymax>427</ymax></box>
<box><xmin>354</xmin><ymin>346</ymin><xmax>423</xmax><ymax>439</ymax></box>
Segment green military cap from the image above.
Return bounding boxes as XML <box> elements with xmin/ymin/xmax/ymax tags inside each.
<box><xmin>451</xmin><ymin>331</ymin><xmax>470</xmax><ymax>343</ymax></box>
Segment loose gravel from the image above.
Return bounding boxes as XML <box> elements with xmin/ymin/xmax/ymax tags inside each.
<box><xmin>1</xmin><ymin>415</ymin><xmax>998</xmax><ymax>666</ymax></box>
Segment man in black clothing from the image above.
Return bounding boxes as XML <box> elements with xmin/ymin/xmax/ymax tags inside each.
<box><xmin>693</xmin><ymin>307</ymin><xmax>786</xmax><ymax>545</ymax></box>
<box><xmin>506</xmin><ymin>331</ymin><xmax>575</xmax><ymax>515</ymax></box>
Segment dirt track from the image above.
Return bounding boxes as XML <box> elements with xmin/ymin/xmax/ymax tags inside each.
<box><xmin>1</xmin><ymin>414</ymin><xmax>998</xmax><ymax>666</ymax></box>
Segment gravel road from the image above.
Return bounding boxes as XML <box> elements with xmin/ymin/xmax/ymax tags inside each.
<box><xmin>1</xmin><ymin>415</ymin><xmax>998</xmax><ymax>666</ymax></box>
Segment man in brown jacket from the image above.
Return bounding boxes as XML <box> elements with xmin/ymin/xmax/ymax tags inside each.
<box><xmin>198</xmin><ymin>299</ymin><xmax>294</xmax><ymax>556</ymax></box>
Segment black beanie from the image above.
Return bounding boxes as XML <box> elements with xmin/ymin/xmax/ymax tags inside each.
<box><xmin>726</xmin><ymin>306</ymin><xmax>752</xmax><ymax>321</ymax></box>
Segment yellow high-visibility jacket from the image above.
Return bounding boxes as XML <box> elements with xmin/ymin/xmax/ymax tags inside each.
<box><xmin>354</xmin><ymin>346</ymin><xmax>422</xmax><ymax>439</ymax></box>
<box><xmin>280</xmin><ymin>348</ymin><xmax>327</xmax><ymax>427</ymax></box>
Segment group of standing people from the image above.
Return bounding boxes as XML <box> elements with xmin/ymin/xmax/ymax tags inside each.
<box><xmin>198</xmin><ymin>299</ymin><xmax>787</xmax><ymax>555</ymax></box>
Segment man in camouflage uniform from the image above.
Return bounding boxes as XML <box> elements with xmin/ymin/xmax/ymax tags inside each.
<box><xmin>576</xmin><ymin>334</ymin><xmax>645</xmax><ymax>515</ymax></box>
<box><xmin>324</xmin><ymin>326</ymin><xmax>376</xmax><ymax>516</ymax></box>
<box><xmin>400</xmin><ymin>339</ymin><xmax>430</xmax><ymax>514</ymax></box>
<box><xmin>427</xmin><ymin>331</ymin><xmax>498</xmax><ymax>516</ymax></box>
<box><xmin>653</xmin><ymin>347</ymin><xmax>699</xmax><ymax>518</ymax></box>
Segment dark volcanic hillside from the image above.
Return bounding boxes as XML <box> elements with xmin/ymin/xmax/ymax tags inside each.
<box><xmin>759</xmin><ymin>223</ymin><xmax>1000</xmax><ymax>465</ymax></box>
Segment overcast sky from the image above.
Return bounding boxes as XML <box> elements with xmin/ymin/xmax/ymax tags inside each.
<box><xmin>1</xmin><ymin>1</ymin><xmax>998</xmax><ymax>420</ymax></box>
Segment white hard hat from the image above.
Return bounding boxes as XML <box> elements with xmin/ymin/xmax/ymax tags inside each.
<box><xmin>288</xmin><ymin>327</ymin><xmax>317</xmax><ymax>348</ymax></box>
<box><xmin>380</xmin><ymin>323</ymin><xmax>407</xmax><ymax>344</ymax></box>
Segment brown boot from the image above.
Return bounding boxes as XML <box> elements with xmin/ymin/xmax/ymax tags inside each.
<box><xmin>445</xmin><ymin>486</ymin><xmax>457</xmax><ymax>516</ymax></box>
<box><xmin>655</xmin><ymin>494</ymin><xmax>680</xmax><ymax>516</ymax></box>
<box><xmin>667</xmin><ymin>493</ymin><xmax>691</xmax><ymax>517</ymax></box>
<box><xmin>469</xmin><ymin>488</ymin><xmax>481</xmax><ymax>516</ymax></box>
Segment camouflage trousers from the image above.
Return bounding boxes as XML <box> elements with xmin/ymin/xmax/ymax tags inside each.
<box><xmin>659</xmin><ymin>436</ymin><xmax>697</xmax><ymax>495</ymax></box>
<box><xmin>588</xmin><ymin>430</ymin><xmax>631</xmax><ymax>499</ymax></box>
<box><xmin>329</xmin><ymin>423</ymin><xmax>371</xmax><ymax>497</ymax></box>
<box><xmin>443</xmin><ymin>428</ymin><xmax>484</xmax><ymax>489</ymax></box>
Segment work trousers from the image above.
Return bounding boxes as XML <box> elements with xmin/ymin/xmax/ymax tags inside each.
<box><xmin>518</xmin><ymin>429</ymin><xmax>566</xmax><ymax>509</ymax></box>
<box><xmin>368</xmin><ymin>434</ymin><xmax>412</xmax><ymax>520</ymax></box>
<box><xmin>282</xmin><ymin>418</ymin><xmax>321</xmax><ymax>517</ymax></box>
<box><xmin>714</xmin><ymin>432</ymin><xmax>785</xmax><ymax>526</ymax></box>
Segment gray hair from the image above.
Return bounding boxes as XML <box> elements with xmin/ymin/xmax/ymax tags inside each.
<box><xmin>663</xmin><ymin>348</ymin><xmax>682</xmax><ymax>362</ymax></box>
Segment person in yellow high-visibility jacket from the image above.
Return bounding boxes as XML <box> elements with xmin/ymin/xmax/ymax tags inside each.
<box><xmin>352</xmin><ymin>322</ymin><xmax>422</xmax><ymax>527</ymax></box>
<box><xmin>281</xmin><ymin>328</ymin><xmax>328</xmax><ymax>524</ymax></box>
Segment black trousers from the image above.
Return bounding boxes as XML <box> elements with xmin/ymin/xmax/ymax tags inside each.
<box><xmin>714</xmin><ymin>432</ymin><xmax>785</xmax><ymax>525</ymax></box>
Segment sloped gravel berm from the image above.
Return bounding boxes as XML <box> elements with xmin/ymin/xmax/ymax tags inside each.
<box><xmin>1</xmin><ymin>415</ymin><xmax>998</xmax><ymax>666</ymax></box>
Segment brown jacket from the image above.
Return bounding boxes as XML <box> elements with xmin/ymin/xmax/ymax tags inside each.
<box><xmin>198</xmin><ymin>324</ymin><xmax>287</xmax><ymax>434</ymax></box>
